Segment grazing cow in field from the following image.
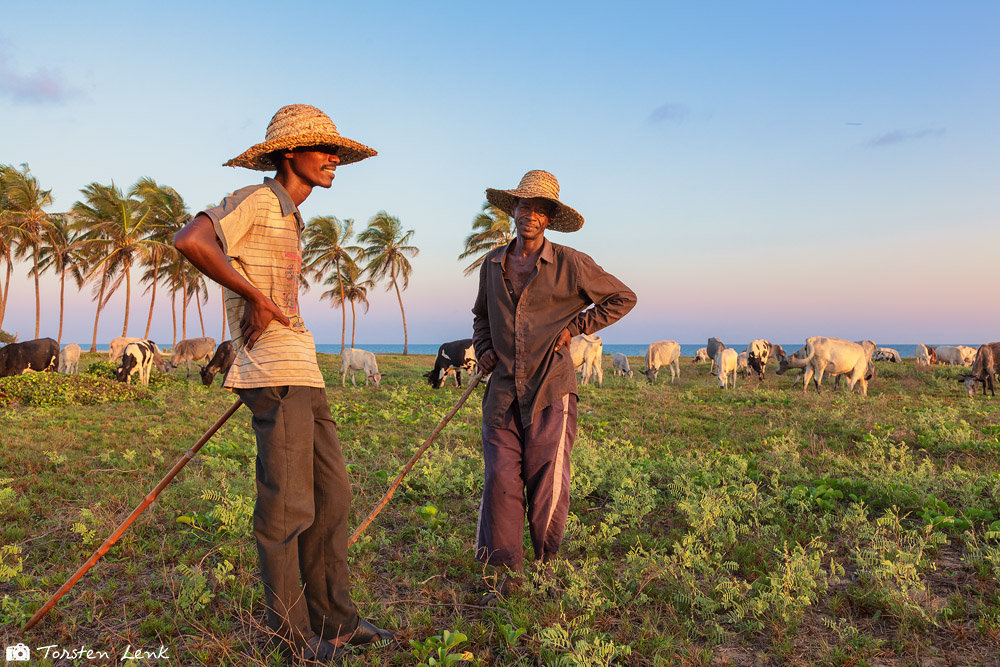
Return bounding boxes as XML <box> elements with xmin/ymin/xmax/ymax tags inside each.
<box><xmin>58</xmin><ymin>343</ymin><xmax>81</xmax><ymax>374</ymax></box>
<box><xmin>643</xmin><ymin>340</ymin><xmax>681</xmax><ymax>383</ymax></box>
<box><xmin>931</xmin><ymin>345</ymin><xmax>965</xmax><ymax>366</ymax></box>
<box><xmin>116</xmin><ymin>341</ymin><xmax>154</xmax><ymax>386</ymax></box>
<box><xmin>570</xmin><ymin>334</ymin><xmax>604</xmax><ymax>387</ymax></box>
<box><xmin>872</xmin><ymin>347</ymin><xmax>901</xmax><ymax>363</ymax></box>
<box><xmin>746</xmin><ymin>339</ymin><xmax>774</xmax><ymax>380</ymax></box>
<box><xmin>108</xmin><ymin>336</ymin><xmax>144</xmax><ymax>361</ymax></box>
<box><xmin>693</xmin><ymin>347</ymin><xmax>710</xmax><ymax>364</ymax></box>
<box><xmin>200</xmin><ymin>341</ymin><xmax>236</xmax><ymax>386</ymax></box>
<box><xmin>165</xmin><ymin>337</ymin><xmax>216</xmax><ymax>377</ymax></box>
<box><xmin>0</xmin><ymin>338</ymin><xmax>58</xmax><ymax>377</ymax></box>
<box><xmin>717</xmin><ymin>348</ymin><xmax>738</xmax><ymax>389</ymax></box>
<box><xmin>707</xmin><ymin>337</ymin><xmax>726</xmax><ymax>374</ymax></box>
<box><xmin>736</xmin><ymin>351</ymin><xmax>750</xmax><ymax>378</ymax></box>
<box><xmin>611</xmin><ymin>352</ymin><xmax>633</xmax><ymax>379</ymax></box>
<box><xmin>341</xmin><ymin>348</ymin><xmax>381</xmax><ymax>387</ymax></box>
<box><xmin>425</xmin><ymin>338</ymin><xmax>477</xmax><ymax>389</ymax></box>
<box><xmin>956</xmin><ymin>345</ymin><xmax>978</xmax><ymax>367</ymax></box>
<box><xmin>778</xmin><ymin>346</ymin><xmax>872</xmax><ymax>390</ymax></box>
<box><xmin>960</xmin><ymin>343</ymin><xmax>1000</xmax><ymax>397</ymax></box>
<box><xmin>799</xmin><ymin>337</ymin><xmax>876</xmax><ymax>395</ymax></box>
<box><xmin>915</xmin><ymin>343</ymin><xmax>931</xmax><ymax>367</ymax></box>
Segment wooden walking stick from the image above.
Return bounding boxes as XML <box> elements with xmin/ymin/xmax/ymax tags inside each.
<box><xmin>23</xmin><ymin>398</ymin><xmax>244</xmax><ymax>631</ymax></box>
<box><xmin>349</xmin><ymin>371</ymin><xmax>482</xmax><ymax>546</ymax></box>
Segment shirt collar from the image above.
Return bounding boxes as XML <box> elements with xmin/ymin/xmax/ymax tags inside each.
<box><xmin>492</xmin><ymin>237</ymin><xmax>554</xmax><ymax>265</ymax></box>
<box><xmin>263</xmin><ymin>177</ymin><xmax>304</xmax><ymax>229</ymax></box>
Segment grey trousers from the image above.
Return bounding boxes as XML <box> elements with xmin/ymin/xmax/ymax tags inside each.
<box><xmin>237</xmin><ymin>385</ymin><xmax>359</xmax><ymax>644</ymax></box>
<box><xmin>476</xmin><ymin>394</ymin><xmax>577</xmax><ymax>568</ymax></box>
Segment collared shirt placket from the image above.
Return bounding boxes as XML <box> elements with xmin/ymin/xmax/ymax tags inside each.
<box><xmin>512</xmin><ymin>264</ymin><xmax>538</xmax><ymax>405</ymax></box>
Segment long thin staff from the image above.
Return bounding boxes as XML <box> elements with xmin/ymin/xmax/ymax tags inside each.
<box><xmin>349</xmin><ymin>371</ymin><xmax>482</xmax><ymax>546</ymax></box>
<box><xmin>23</xmin><ymin>398</ymin><xmax>244</xmax><ymax>631</ymax></box>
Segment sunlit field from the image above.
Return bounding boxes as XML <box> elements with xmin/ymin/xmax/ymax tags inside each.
<box><xmin>2</xmin><ymin>353</ymin><xmax>998</xmax><ymax>666</ymax></box>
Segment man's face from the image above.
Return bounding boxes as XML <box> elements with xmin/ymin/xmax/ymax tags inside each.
<box><xmin>512</xmin><ymin>197</ymin><xmax>553</xmax><ymax>242</ymax></box>
<box><xmin>281</xmin><ymin>145</ymin><xmax>341</xmax><ymax>189</ymax></box>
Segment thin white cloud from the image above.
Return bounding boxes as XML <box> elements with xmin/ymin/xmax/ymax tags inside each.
<box><xmin>649</xmin><ymin>103</ymin><xmax>690</xmax><ymax>124</ymax></box>
<box><xmin>867</xmin><ymin>128</ymin><xmax>945</xmax><ymax>148</ymax></box>
<box><xmin>0</xmin><ymin>52</ymin><xmax>73</xmax><ymax>104</ymax></box>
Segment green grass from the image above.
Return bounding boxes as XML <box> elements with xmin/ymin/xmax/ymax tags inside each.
<box><xmin>1</xmin><ymin>353</ymin><xmax>999</xmax><ymax>665</ymax></box>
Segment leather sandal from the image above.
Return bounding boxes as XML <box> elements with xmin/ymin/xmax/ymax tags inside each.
<box><xmin>344</xmin><ymin>618</ymin><xmax>399</xmax><ymax>646</ymax></box>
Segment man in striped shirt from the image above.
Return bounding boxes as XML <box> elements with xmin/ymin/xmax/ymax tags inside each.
<box><xmin>175</xmin><ymin>105</ymin><xmax>393</xmax><ymax>662</ymax></box>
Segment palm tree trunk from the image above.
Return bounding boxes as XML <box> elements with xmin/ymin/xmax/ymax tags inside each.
<box><xmin>181</xmin><ymin>274</ymin><xmax>188</xmax><ymax>340</ymax></box>
<box><xmin>33</xmin><ymin>255</ymin><xmax>41</xmax><ymax>339</ymax></box>
<box><xmin>89</xmin><ymin>268</ymin><xmax>108</xmax><ymax>353</ymax></box>
<box><xmin>220</xmin><ymin>286</ymin><xmax>227</xmax><ymax>341</ymax></box>
<box><xmin>122</xmin><ymin>266</ymin><xmax>131</xmax><ymax>337</ymax></box>
<box><xmin>336</xmin><ymin>259</ymin><xmax>346</xmax><ymax>355</ymax></box>
<box><xmin>350</xmin><ymin>301</ymin><xmax>357</xmax><ymax>348</ymax></box>
<box><xmin>170</xmin><ymin>288</ymin><xmax>177</xmax><ymax>348</ymax></box>
<box><xmin>0</xmin><ymin>260</ymin><xmax>12</xmax><ymax>330</ymax></box>
<box><xmin>196</xmin><ymin>293</ymin><xmax>205</xmax><ymax>337</ymax></box>
<box><xmin>144</xmin><ymin>266</ymin><xmax>160</xmax><ymax>339</ymax></box>
<box><xmin>57</xmin><ymin>269</ymin><xmax>66</xmax><ymax>346</ymax></box>
<box><xmin>391</xmin><ymin>267</ymin><xmax>408</xmax><ymax>355</ymax></box>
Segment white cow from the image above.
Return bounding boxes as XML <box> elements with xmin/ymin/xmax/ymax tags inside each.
<box><xmin>933</xmin><ymin>345</ymin><xmax>965</xmax><ymax>366</ymax></box>
<box><xmin>800</xmin><ymin>337</ymin><xmax>876</xmax><ymax>395</ymax></box>
<box><xmin>872</xmin><ymin>347</ymin><xmax>901</xmax><ymax>363</ymax></box>
<box><xmin>693</xmin><ymin>347</ymin><xmax>710</xmax><ymax>364</ymax></box>
<box><xmin>736</xmin><ymin>351</ymin><xmax>750</xmax><ymax>378</ymax></box>
<box><xmin>58</xmin><ymin>343</ymin><xmax>81</xmax><ymax>374</ymax></box>
<box><xmin>643</xmin><ymin>340</ymin><xmax>681</xmax><ymax>383</ymax></box>
<box><xmin>570</xmin><ymin>334</ymin><xmax>603</xmax><ymax>388</ymax></box>
<box><xmin>165</xmin><ymin>337</ymin><xmax>216</xmax><ymax>376</ymax></box>
<box><xmin>956</xmin><ymin>345</ymin><xmax>978</xmax><ymax>367</ymax></box>
<box><xmin>611</xmin><ymin>352</ymin><xmax>633</xmax><ymax>379</ymax></box>
<box><xmin>340</xmin><ymin>348</ymin><xmax>381</xmax><ymax>387</ymax></box>
<box><xmin>915</xmin><ymin>343</ymin><xmax>931</xmax><ymax>367</ymax></box>
<box><xmin>717</xmin><ymin>348</ymin><xmax>738</xmax><ymax>389</ymax></box>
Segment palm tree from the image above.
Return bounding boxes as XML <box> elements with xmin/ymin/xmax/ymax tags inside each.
<box><xmin>35</xmin><ymin>214</ymin><xmax>86</xmax><ymax>345</ymax></box>
<box><xmin>303</xmin><ymin>215</ymin><xmax>357</xmax><ymax>354</ymax></box>
<box><xmin>133</xmin><ymin>178</ymin><xmax>190</xmax><ymax>339</ymax></box>
<box><xmin>1</xmin><ymin>164</ymin><xmax>54</xmax><ymax>338</ymax></box>
<box><xmin>0</xmin><ymin>164</ymin><xmax>16</xmax><ymax>330</ymax></box>
<box><xmin>321</xmin><ymin>261</ymin><xmax>374</xmax><ymax>349</ymax></box>
<box><xmin>73</xmin><ymin>182</ymin><xmax>157</xmax><ymax>347</ymax></box>
<box><xmin>357</xmin><ymin>212</ymin><xmax>418</xmax><ymax>355</ymax></box>
<box><xmin>458</xmin><ymin>201</ymin><xmax>514</xmax><ymax>276</ymax></box>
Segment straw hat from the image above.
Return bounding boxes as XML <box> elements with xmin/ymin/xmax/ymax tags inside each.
<box><xmin>224</xmin><ymin>104</ymin><xmax>377</xmax><ymax>171</ymax></box>
<box><xmin>485</xmin><ymin>170</ymin><xmax>584</xmax><ymax>233</ymax></box>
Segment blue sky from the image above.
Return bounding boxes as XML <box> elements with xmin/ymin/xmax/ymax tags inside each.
<box><xmin>2</xmin><ymin>1</ymin><xmax>998</xmax><ymax>346</ymax></box>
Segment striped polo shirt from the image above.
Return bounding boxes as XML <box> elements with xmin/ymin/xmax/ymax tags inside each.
<box><xmin>202</xmin><ymin>178</ymin><xmax>325</xmax><ymax>389</ymax></box>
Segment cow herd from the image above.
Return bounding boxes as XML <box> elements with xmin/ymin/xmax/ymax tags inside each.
<box><xmin>0</xmin><ymin>335</ymin><xmax>234</xmax><ymax>387</ymax></box>
<box><xmin>3</xmin><ymin>334</ymin><xmax>997</xmax><ymax>400</ymax></box>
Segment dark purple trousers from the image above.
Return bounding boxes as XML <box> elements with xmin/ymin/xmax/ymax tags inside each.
<box><xmin>476</xmin><ymin>394</ymin><xmax>578</xmax><ymax>568</ymax></box>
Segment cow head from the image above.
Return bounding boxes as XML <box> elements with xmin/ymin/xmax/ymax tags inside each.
<box><xmin>116</xmin><ymin>357</ymin><xmax>137</xmax><ymax>383</ymax></box>
<box><xmin>643</xmin><ymin>367</ymin><xmax>658</xmax><ymax>383</ymax></box>
<box><xmin>959</xmin><ymin>374</ymin><xmax>981</xmax><ymax>397</ymax></box>
<box><xmin>775</xmin><ymin>357</ymin><xmax>791</xmax><ymax>375</ymax></box>
<box><xmin>369</xmin><ymin>371</ymin><xmax>382</xmax><ymax>388</ymax></box>
<box><xmin>200</xmin><ymin>364</ymin><xmax>215</xmax><ymax>386</ymax></box>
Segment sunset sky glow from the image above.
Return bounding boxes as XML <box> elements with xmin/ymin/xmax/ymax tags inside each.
<box><xmin>2</xmin><ymin>1</ymin><xmax>998</xmax><ymax>347</ymax></box>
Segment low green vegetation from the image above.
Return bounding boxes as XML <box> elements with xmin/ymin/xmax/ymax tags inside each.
<box><xmin>1</xmin><ymin>353</ymin><xmax>998</xmax><ymax>665</ymax></box>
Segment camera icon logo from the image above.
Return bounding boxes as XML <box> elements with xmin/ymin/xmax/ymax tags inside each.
<box><xmin>5</xmin><ymin>643</ymin><xmax>31</xmax><ymax>661</ymax></box>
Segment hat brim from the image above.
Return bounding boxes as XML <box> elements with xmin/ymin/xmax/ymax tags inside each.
<box><xmin>485</xmin><ymin>187</ymin><xmax>584</xmax><ymax>233</ymax></box>
<box><xmin>225</xmin><ymin>133</ymin><xmax>377</xmax><ymax>171</ymax></box>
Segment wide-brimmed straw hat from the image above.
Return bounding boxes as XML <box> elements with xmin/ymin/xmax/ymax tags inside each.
<box><xmin>224</xmin><ymin>104</ymin><xmax>377</xmax><ymax>171</ymax></box>
<box><xmin>485</xmin><ymin>170</ymin><xmax>584</xmax><ymax>233</ymax></box>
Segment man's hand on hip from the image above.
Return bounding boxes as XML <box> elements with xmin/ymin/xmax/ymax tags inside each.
<box><xmin>241</xmin><ymin>295</ymin><xmax>291</xmax><ymax>350</ymax></box>
<box><xmin>553</xmin><ymin>328</ymin><xmax>572</xmax><ymax>352</ymax></box>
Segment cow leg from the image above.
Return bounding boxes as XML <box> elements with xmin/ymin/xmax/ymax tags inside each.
<box><xmin>596</xmin><ymin>362</ymin><xmax>603</xmax><ymax>388</ymax></box>
<box><xmin>802</xmin><ymin>366</ymin><xmax>816</xmax><ymax>393</ymax></box>
<box><xmin>351</xmin><ymin>371</ymin><xmax>357</xmax><ymax>387</ymax></box>
<box><xmin>341</xmin><ymin>369</ymin><xmax>347</xmax><ymax>387</ymax></box>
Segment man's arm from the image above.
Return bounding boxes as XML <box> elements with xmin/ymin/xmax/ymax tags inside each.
<box><xmin>566</xmin><ymin>252</ymin><xmax>637</xmax><ymax>337</ymax></box>
<box><xmin>471</xmin><ymin>257</ymin><xmax>497</xmax><ymax>373</ymax></box>
<box><xmin>174</xmin><ymin>214</ymin><xmax>289</xmax><ymax>350</ymax></box>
